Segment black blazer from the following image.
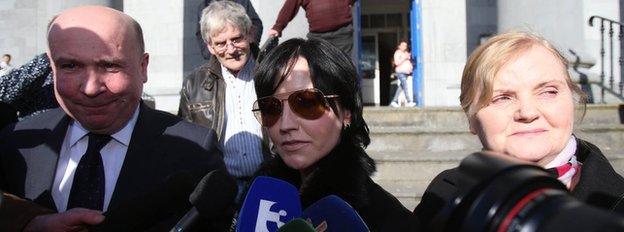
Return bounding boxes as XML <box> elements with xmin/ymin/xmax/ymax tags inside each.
<box><xmin>572</xmin><ymin>139</ymin><xmax>624</xmax><ymax>212</ymax></box>
<box><xmin>0</xmin><ymin>103</ymin><xmax>227</xmax><ymax>230</ymax></box>
<box><xmin>414</xmin><ymin>138</ymin><xmax>624</xmax><ymax>230</ymax></box>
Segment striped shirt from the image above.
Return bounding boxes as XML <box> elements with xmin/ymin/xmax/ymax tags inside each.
<box><xmin>221</xmin><ymin>59</ymin><xmax>264</xmax><ymax>177</ymax></box>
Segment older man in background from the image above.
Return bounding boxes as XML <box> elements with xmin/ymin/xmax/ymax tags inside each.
<box><xmin>179</xmin><ymin>1</ymin><xmax>268</xmax><ymax>196</ymax></box>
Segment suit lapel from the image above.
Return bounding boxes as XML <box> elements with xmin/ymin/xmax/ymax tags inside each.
<box><xmin>108</xmin><ymin>104</ymin><xmax>171</xmax><ymax>210</ymax></box>
<box><xmin>26</xmin><ymin>108</ymin><xmax>70</xmax><ymax>211</ymax></box>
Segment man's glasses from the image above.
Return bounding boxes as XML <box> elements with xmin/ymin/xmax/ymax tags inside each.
<box><xmin>252</xmin><ymin>88</ymin><xmax>339</xmax><ymax>127</ymax></box>
<box><xmin>211</xmin><ymin>36</ymin><xmax>247</xmax><ymax>53</ymax></box>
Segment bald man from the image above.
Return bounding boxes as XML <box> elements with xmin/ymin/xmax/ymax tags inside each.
<box><xmin>0</xmin><ymin>6</ymin><xmax>227</xmax><ymax>231</ymax></box>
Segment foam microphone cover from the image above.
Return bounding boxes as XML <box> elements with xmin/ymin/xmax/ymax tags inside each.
<box><xmin>276</xmin><ymin>218</ymin><xmax>316</xmax><ymax>232</ymax></box>
<box><xmin>190</xmin><ymin>168</ymin><xmax>238</xmax><ymax>218</ymax></box>
<box><xmin>301</xmin><ymin>195</ymin><xmax>369</xmax><ymax>232</ymax></box>
<box><xmin>236</xmin><ymin>176</ymin><xmax>302</xmax><ymax>232</ymax></box>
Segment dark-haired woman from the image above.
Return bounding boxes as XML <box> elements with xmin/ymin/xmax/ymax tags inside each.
<box><xmin>249</xmin><ymin>38</ymin><xmax>415</xmax><ymax>231</ymax></box>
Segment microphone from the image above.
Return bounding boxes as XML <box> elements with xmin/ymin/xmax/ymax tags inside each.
<box><xmin>301</xmin><ymin>195</ymin><xmax>369</xmax><ymax>232</ymax></box>
<box><xmin>91</xmin><ymin>171</ymin><xmax>196</xmax><ymax>231</ymax></box>
<box><xmin>236</xmin><ymin>176</ymin><xmax>302</xmax><ymax>232</ymax></box>
<box><xmin>276</xmin><ymin>218</ymin><xmax>316</xmax><ymax>232</ymax></box>
<box><xmin>170</xmin><ymin>168</ymin><xmax>238</xmax><ymax>232</ymax></box>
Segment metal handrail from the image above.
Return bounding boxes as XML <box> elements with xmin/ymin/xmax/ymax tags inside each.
<box><xmin>588</xmin><ymin>15</ymin><xmax>624</xmax><ymax>103</ymax></box>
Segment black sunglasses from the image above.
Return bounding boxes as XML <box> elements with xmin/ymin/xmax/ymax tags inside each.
<box><xmin>252</xmin><ymin>88</ymin><xmax>339</xmax><ymax>127</ymax></box>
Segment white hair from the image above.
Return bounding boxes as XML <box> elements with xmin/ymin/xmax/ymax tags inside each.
<box><xmin>199</xmin><ymin>0</ymin><xmax>252</xmax><ymax>44</ymax></box>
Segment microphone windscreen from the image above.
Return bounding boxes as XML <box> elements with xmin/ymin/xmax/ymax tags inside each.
<box><xmin>236</xmin><ymin>176</ymin><xmax>302</xmax><ymax>232</ymax></box>
<box><xmin>301</xmin><ymin>195</ymin><xmax>369</xmax><ymax>232</ymax></box>
<box><xmin>92</xmin><ymin>171</ymin><xmax>196</xmax><ymax>231</ymax></box>
<box><xmin>276</xmin><ymin>218</ymin><xmax>316</xmax><ymax>232</ymax></box>
<box><xmin>189</xmin><ymin>168</ymin><xmax>238</xmax><ymax>218</ymax></box>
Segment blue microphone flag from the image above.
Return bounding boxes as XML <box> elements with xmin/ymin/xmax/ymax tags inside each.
<box><xmin>237</xmin><ymin>176</ymin><xmax>302</xmax><ymax>232</ymax></box>
<box><xmin>301</xmin><ymin>195</ymin><xmax>369</xmax><ymax>232</ymax></box>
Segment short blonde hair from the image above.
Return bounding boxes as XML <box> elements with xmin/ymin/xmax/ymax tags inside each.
<box><xmin>460</xmin><ymin>31</ymin><xmax>586</xmax><ymax>118</ymax></box>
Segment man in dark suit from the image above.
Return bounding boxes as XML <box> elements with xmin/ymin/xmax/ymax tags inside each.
<box><xmin>0</xmin><ymin>6</ymin><xmax>226</xmax><ymax>231</ymax></box>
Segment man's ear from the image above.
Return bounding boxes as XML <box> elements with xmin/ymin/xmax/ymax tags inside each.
<box><xmin>206</xmin><ymin>41</ymin><xmax>216</xmax><ymax>55</ymax></box>
<box><xmin>140</xmin><ymin>53</ymin><xmax>149</xmax><ymax>83</ymax></box>
<box><xmin>46</xmin><ymin>52</ymin><xmax>55</xmax><ymax>73</ymax></box>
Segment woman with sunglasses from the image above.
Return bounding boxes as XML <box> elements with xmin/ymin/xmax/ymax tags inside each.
<box><xmin>250</xmin><ymin>38</ymin><xmax>415</xmax><ymax>231</ymax></box>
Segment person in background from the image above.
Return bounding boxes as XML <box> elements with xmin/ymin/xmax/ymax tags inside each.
<box><xmin>0</xmin><ymin>54</ymin><xmax>58</xmax><ymax>119</ymax></box>
<box><xmin>268</xmin><ymin>0</ymin><xmax>355</xmax><ymax>57</ymax></box>
<box><xmin>250</xmin><ymin>38</ymin><xmax>415</xmax><ymax>231</ymax></box>
<box><xmin>179</xmin><ymin>0</ymin><xmax>269</xmax><ymax>198</ymax></box>
<box><xmin>196</xmin><ymin>0</ymin><xmax>263</xmax><ymax>60</ymax></box>
<box><xmin>0</xmin><ymin>54</ymin><xmax>13</xmax><ymax>76</ymax></box>
<box><xmin>389</xmin><ymin>40</ymin><xmax>416</xmax><ymax>107</ymax></box>
<box><xmin>415</xmin><ymin>31</ymin><xmax>624</xmax><ymax>229</ymax></box>
<box><xmin>0</xmin><ymin>6</ymin><xmax>227</xmax><ymax>231</ymax></box>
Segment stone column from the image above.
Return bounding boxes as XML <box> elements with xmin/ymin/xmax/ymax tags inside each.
<box><xmin>497</xmin><ymin>0</ymin><xmax>586</xmax><ymax>57</ymax></box>
<box><xmin>420</xmin><ymin>0</ymin><xmax>467</xmax><ymax>106</ymax></box>
<box><xmin>0</xmin><ymin>0</ymin><xmax>122</xmax><ymax>67</ymax></box>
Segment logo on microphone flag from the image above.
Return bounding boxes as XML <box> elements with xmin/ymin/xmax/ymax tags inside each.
<box><xmin>237</xmin><ymin>176</ymin><xmax>302</xmax><ymax>232</ymax></box>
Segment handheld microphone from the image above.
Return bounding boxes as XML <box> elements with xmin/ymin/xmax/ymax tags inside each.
<box><xmin>236</xmin><ymin>176</ymin><xmax>302</xmax><ymax>232</ymax></box>
<box><xmin>91</xmin><ymin>171</ymin><xmax>196</xmax><ymax>231</ymax></box>
<box><xmin>170</xmin><ymin>168</ymin><xmax>238</xmax><ymax>232</ymax></box>
<box><xmin>301</xmin><ymin>195</ymin><xmax>369</xmax><ymax>232</ymax></box>
<box><xmin>276</xmin><ymin>218</ymin><xmax>316</xmax><ymax>232</ymax></box>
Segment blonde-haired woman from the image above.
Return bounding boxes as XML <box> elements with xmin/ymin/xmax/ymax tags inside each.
<box><xmin>416</xmin><ymin>31</ymin><xmax>624</xmax><ymax>228</ymax></box>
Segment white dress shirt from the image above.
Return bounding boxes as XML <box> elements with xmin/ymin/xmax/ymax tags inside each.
<box><xmin>221</xmin><ymin>58</ymin><xmax>264</xmax><ymax>178</ymax></box>
<box><xmin>51</xmin><ymin>106</ymin><xmax>139</xmax><ymax>212</ymax></box>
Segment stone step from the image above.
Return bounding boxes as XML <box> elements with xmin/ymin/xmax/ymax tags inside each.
<box><xmin>363</xmin><ymin>104</ymin><xmax>624</xmax><ymax>128</ymax></box>
<box><xmin>370</xmin><ymin>150</ymin><xmax>466</xmax><ymax>181</ymax></box>
<box><xmin>369</xmin><ymin>149</ymin><xmax>624</xmax><ymax>181</ymax></box>
<box><xmin>366</xmin><ymin>124</ymin><xmax>624</xmax><ymax>153</ymax></box>
<box><xmin>363</xmin><ymin>106</ymin><xmax>468</xmax><ymax>128</ymax></box>
<box><xmin>579</xmin><ymin>104</ymin><xmax>624</xmax><ymax>125</ymax></box>
<box><xmin>372</xmin><ymin>153</ymin><xmax>624</xmax><ymax>210</ymax></box>
<box><xmin>574</xmin><ymin>125</ymin><xmax>624</xmax><ymax>152</ymax></box>
<box><xmin>367</xmin><ymin>127</ymin><xmax>479</xmax><ymax>153</ymax></box>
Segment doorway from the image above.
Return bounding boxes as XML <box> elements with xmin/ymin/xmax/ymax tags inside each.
<box><xmin>379</xmin><ymin>32</ymin><xmax>397</xmax><ymax>105</ymax></box>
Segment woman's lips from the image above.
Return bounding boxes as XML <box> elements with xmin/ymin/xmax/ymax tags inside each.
<box><xmin>511</xmin><ymin>128</ymin><xmax>547</xmax><ymax>137</ymax></box>
<box><xmin>280</xmin><ymin>140</ymin><xmax>309</xmax><ymax>152</ymax></box>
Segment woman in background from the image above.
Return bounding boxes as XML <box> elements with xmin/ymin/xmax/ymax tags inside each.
<box><xmin>389</xmin><ymin>40</ymin><xmax>416</xmax><ymax>107</ymax></box>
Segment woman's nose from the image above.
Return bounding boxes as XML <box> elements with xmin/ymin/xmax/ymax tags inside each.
<box><xmin>513</xmin><ymin>98</ymin><xmax>540</xmax><ymax>122</ymax></box>
<box><xmin>278</xmin><ymin>101</ymin><xmax>299</xmax><ymax>132</ymax></box>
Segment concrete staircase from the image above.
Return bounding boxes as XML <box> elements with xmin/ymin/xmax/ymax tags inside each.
<box><xmin>364</xmin><ymin>104</ymin><xmax>624</xmax><ymax>210</ymax></box>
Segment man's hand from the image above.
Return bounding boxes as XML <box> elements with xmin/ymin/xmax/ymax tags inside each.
<box><xmin>268</xmin><ymin>29</ymin><xmax>281</xmax><ymax>38</ymax></box>
<box><xmin>24</xmin><ymin>208</ymin><xmax>104</xmax><ymax>232</ymax></box>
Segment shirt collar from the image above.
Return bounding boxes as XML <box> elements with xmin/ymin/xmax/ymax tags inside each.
<box><xmin>68</xmin><ymin>106</ymin><xmax>140</xmax><ymax>147</ymax></box>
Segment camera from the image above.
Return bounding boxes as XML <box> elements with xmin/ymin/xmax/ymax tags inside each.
<box><xmin>416</xmin><ymin>152</ymin><xmax>624</xmax><ymax>232</ymax></box>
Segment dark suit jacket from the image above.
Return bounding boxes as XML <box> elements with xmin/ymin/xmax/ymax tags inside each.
<box><xmin>0</xmin><ymin>103</ymin><xmax>227</xmax><ymax>230</ymax></box>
